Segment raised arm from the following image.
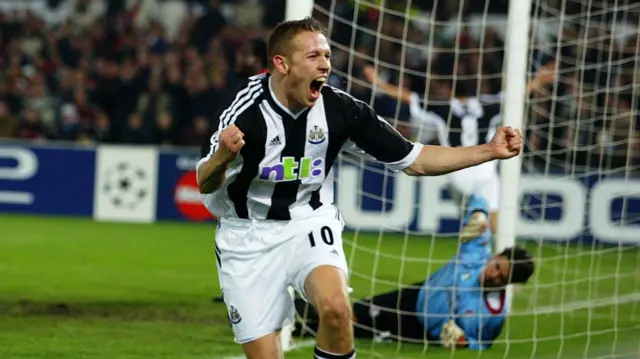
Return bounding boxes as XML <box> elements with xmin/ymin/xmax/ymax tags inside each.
<box><xmin>526</xmin><ymin>62</ymin><xmax>557</xmax><ymax>94</ymax></box>
<box><xmin>363</xmin><ymin>65</ymin><xmax>413</xmax><ymax>104</ymax></box>
<box><xmin>366</xmin><ymin>60</ymin><xmax>555</xmax><ymax>105</ymax></box>
<box><xmin>484</xmin><ymin>62</ymin><xmax>557</xmax><ymax>101</ymax></box>
<box><xmin>196</xmin><ymin>78</ymin><xmax>259</xmax><ymax>193</ymax></box>
<box><xmin>457</xmin><ymin>195</ymin><xmax>493</xmax><ymax>266</ymax></box>
<box><xmin>367</xmin><ymin>66</ymin><xmax>446</xmax><ymax>144</ymax></box>
<box><xmin>197</xmin><ymin>124</ymin><xmax>245</xmax><ymax>194</ymax></box>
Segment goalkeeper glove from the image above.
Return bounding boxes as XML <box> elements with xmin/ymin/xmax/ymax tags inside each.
<box><xmin>440</xmin><ymin>320</ymin><xmax>468</xmax><ymax>348</ymax></box>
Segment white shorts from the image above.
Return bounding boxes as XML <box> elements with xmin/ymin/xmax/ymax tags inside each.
<box><xmin>214</xmin><ymin>205</ymin><xmax>349</xmax><ymax>344</ymax></box>
<box><xmin>448</xmin><ymin>166</ymin><xmax>500</xmax><ymax>212</ymax></box>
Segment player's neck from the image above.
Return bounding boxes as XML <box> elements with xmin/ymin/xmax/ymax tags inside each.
<box><xmin>269</xmin><ymin>75</ymin><xmax>306</xmax><ymax>115</ymax></box>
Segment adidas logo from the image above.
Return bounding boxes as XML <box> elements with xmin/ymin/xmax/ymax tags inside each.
<box><xmin>269</xmin><ymin>135</ymin><xmax>282</xmax><ymax>146</ymax></box>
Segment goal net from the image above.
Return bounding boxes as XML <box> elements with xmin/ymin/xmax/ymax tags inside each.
<box><xmin>290</xmin><ymin>0</ymin><xmax>640</xmax><ymax>358</ymax></box>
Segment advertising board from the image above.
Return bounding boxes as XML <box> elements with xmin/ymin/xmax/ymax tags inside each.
<box><xmin>2</xmin><ymin>142</ymin><xmax>638</xmax><ymax>245</ymax></box>
<box><xmin>335</xmin><ymin>162</ymin><xmax>640</xmax><ymax>245</ymax></box>
<box><xmin>0</xmin><ymin>145</ymin><xmax>95</xmax><ymax>216</ymax></box>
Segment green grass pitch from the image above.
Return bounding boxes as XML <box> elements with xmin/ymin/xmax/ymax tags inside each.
<box><xmin>1</xmin><ymin>214</ymin><xmax>639</xmax><ymax>359</ymax></box>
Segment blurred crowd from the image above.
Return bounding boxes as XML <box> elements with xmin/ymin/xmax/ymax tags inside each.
<box><xmin>0</xmin><ymin>0</ymin><xmax>638</xmax><ymax>170</ymax></box>
<box><xmin>0</xmin><ymin>0</ymin><xmax>283</xmax><ymax>147</ymax></box>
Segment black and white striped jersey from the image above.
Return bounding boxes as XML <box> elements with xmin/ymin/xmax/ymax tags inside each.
<box><xmin>408</xmin><ymin>93</ymin><xmax>502</xmax><ymax>148</ymax></box>
<box><xmin>197</xmin><ymin>73</ymin><xmax>423</xmax><ymax>221</ymax></box>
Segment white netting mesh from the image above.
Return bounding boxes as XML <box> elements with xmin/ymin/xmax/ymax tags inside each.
<box><xmin>294</xmin><ymin>0</ymin><xmax>640</xmax><ymax>358</ymax></box>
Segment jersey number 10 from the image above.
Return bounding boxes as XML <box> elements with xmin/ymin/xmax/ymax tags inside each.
<box><xmin>308</xmin><ymin>226</ymin><xmax>335</xmax><ymax>247</ymax></box>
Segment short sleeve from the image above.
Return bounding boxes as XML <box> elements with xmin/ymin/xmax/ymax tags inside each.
<box><xmin>344</xmin><ymin>93</ymin><xmax>423</xmax><ymax>172</ymax></box>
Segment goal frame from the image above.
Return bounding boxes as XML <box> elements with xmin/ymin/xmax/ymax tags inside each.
<box><xmin>497</xmin><ymin>0</ymin><xmax>533</xmax><ymax>312</ymax></box>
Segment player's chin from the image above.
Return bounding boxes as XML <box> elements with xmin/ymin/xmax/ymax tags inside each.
<box><xmin>303</xmin><ymin>92</ymin><xmax>321</xmax><ymax>107</ymax></box>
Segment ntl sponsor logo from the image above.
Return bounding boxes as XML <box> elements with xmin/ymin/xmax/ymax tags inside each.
<box><xmin>259</xmin><ymin>156</ymin><xmax>324</xmax><ymax>182</ymax></box>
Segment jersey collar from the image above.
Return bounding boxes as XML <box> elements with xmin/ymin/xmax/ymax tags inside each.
<box><xmin>267</xmin><ymin>76</ymin><xmax>308</xmax><ymax>120</ymax></box>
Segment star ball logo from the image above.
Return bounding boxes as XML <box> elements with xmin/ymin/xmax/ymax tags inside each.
<box><xmin>102</xmin><ymin>161</ymin><xmax>148</xmax><ymax>209</ymax></box>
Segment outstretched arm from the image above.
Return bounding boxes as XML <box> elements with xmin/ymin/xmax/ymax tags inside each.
<box><xmin>403</xmin><ymin>143</ymin><xmax>493</xmax><ymax>176</ymax></box>
<box><xmin>403</xmin><ymin>126</ymin><xmax>522</xmax><ymax>176</ymax></box>
<box><xmin>339</xmin><ymin>87</ymin><xmax>522</xmax><ymax>176</ymax></box>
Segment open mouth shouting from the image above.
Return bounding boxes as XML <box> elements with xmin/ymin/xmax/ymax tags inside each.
<box><xmin>309</xmin><ymin>76</ymin><xmax>327</xmax><ymax>101</ymax></box>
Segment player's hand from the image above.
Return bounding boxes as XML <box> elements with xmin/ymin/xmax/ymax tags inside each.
<box><xmin>533</xmin><ymin>61</ymin><xmax>557</xmax><ymax>88</ymax></box>
<box><xmin>216</xmin><ymin>124</ymin><xmax>245</xmax><ymax>163</ymax></box>
<box><xmin>363</xmin><ymin>65</ymin><xmax>378</xmax><ymax>84</ymax></box>
<box><xmin>489</xmin><ymin>126</ymin><xmax>522</xmax><ymax>160</ymax></box>
<box><xmin>440</xmin><ymin>320</ymin><xmax>467</xmax><ymax>348</ymax></box>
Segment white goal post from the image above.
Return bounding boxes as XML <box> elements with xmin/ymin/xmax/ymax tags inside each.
<box><xmin>283</xmin><ymin>0</ymin><xmax>640</xmax><ymax>357</ymax></box>
<box><xmin>498</xmin><ymin>0</ymin><xmax>532</xmax><ymax>311</ymax></box>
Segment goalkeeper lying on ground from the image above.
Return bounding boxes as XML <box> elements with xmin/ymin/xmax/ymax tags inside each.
<box><xmin>293</xmin><ymin>195</ymin><xmax>535</xmax><ymax>349</ymax></box>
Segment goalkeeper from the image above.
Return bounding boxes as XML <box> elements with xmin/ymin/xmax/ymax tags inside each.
<box><xmin>293</xmin><ymin>195</ymin><xmax>535</xmax><ymax>349</ymax></box>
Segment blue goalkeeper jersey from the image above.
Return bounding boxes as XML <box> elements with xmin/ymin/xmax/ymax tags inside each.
<box><xmin>415</xmin><ymin>195</ymin><xmax>507</xmax><ymax>349</ymax></box>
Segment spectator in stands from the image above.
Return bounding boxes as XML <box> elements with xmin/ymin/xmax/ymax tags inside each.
<box><xmin>22</xmin><ymin>72</ymin><xmax>55</xmax><ymax>126</ymax></box>
<box><xmin>14</xmin><ymin>106</ymin><xmax>50</xmax><ymax>141</ymax></box>
<box><xmin>155</xmin><ymin>112</ymin><xmax>176</xmax><ymax>146</ymax></box>
<box><xmin>0</xmin><ymin>100</ymin><xmax>18</xmax><ymax>138</ymax></box>
<box><xmin>121</xmin><ymin>112</ymin><xmax>152</xmax><ymax>144</ymax></box>
<box><xmin>92</xmin><ymin>109</ymin><xmax>111</xmax><ymax>143</ymax></box>
<box><xmin>136</xmin><ymin>75</ymin><xmax>173</xmax><ymax>132</ymax></box>
<box><xmin>181</xmin><ymin>115</ymin><xmax>209</xmax><ymax>148</ymax></box>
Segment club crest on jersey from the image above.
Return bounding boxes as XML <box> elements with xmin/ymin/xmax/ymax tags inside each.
<box><xmin>308</xmin><ymin>125</ymin><xmax>326</xmax><ymax>144</ymax></box>
<box><xmin>259</xmin><ymin>156</ymin><xmax>324</xmax><ymax>182</ymax></box>
<box><xmin>228</xmin><ymin>305</ymin><xmax>242</xmax><ymax>324</ymax></box>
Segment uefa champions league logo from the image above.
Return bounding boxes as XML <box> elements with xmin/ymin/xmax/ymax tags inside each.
<box><xmin>102</xmin><ymin>161</ymin><xmax>149</xmax><ymax>209</ymax></box>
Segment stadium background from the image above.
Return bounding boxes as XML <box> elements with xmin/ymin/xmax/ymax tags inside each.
<box><xmin>0</xmin><ymin>0</ymin><xmax>639</xmax><ymax>358</ymax></box>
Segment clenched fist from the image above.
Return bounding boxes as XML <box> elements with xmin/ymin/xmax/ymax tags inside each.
<box><xmin>216</xmin><ymin>124</ymin><xmax>245</xmax><ymax>163</ymax></box>
<box><xmin>489</xmin><ymin>126</ymin><xmax>522</xmax><ymax>160</ymax></box>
